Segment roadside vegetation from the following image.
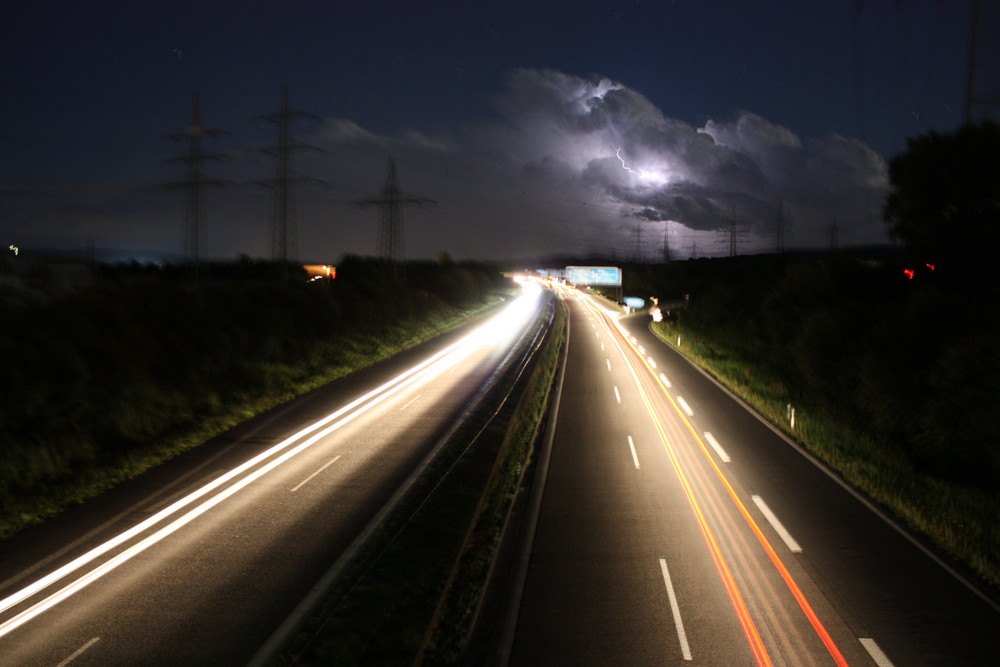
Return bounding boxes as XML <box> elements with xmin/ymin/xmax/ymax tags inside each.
<box><xmin>630</xmin><ymin>254</ymin><xmax>999</xmax><ymax>590</ymax></box>
<box><xmin>0</xmin><ymin>255</ymin><xmax>511</xmax><ymax>539</ymax></box>
<box><xmin>620</xmin><ymin>121</ymin><xmax>1000</xmax><ymax>590</ymax></box>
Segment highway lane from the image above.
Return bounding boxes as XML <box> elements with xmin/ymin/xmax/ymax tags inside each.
<box><xmin>618</xmin><ymin>308</ymin><xmax>1000</xmax><ymax>665</ymax></box>
<box><xmin>504</xmin><ymin>287</ymin><xmax>999</xmax><ymax>666</ymax></box>
<box><xmin>0</xmin><ymin>286</ymin><xmax>550</xmax><ymax>665</ymax></box>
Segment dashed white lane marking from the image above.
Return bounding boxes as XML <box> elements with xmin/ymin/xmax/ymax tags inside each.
<box><xmin>291</xmin><ymin>455</ymin><xmax>343</xmax><ymax>493</ymax></box>
<box><xmin>638</xmin><ymin>345</ymin><xmax>646</xmax><ymax>354</ymax></box>
<box><xmin>606</xmin><ymin>358</ymin><xmax>611</xmax><ymax>371</ymax></box>
<box><xmin>703</xmin><ymin>431</ymin><xmax>731</xmax><ymax>463</ymax></box>
<box><xmin>647</xmin><ymin>356</ymin><xmax>656</xmax><ymax>368</ymax></box>
<box><xmin>627</xmin><ymin>436</ymin><xmax>640</xmax><ymax>469</ymax></box>
<box><xmin>57</xmin><ymin>637</ymin><xmax>100</xmax><ymax>667</ymax></box>
<box><xmin>859</xmin><ymin>638</ymin><xmax>895</xmax><ymax>667</ymax></box>
<box><xmin>613</xmin><ymin>386</ymin><xmax>621</xmax><ymax>404</ymax></box>
<box><xmin>400</xmin><ymin>394</ymin><xmax>421</xmax><ymax>411</ymax></box>
<box><xmin>751</xmin><ymin>495</ymin><xmax>802</xmax><ymax>553</ymax></box>
<box><xmin>659</xmin><ymin>373</ymin><xmax>671</xmax><ymax>387</ymax></box>
<box><xmin>675</xmin><ymin>396</ymin><xmax>694</xmax><ymax>417</ymax></box>
<box><xmin>659</xmin><ymin>559</ymin><xmax>693</xmax><ymax>661</ymax></box>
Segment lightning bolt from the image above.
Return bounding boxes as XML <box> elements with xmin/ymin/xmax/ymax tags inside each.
<box><xmin>615</xmin><ymin>145</ymin><xmax>666</xmax><ymax>185</ymax></box>
<box><xmin>615</xmin><ymin>146</ymin><xmax>639</xmax><ymax>175</ymax></box>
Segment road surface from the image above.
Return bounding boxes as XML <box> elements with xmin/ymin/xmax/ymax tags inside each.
<box><xmin>499</xmin><ymin>286</ymin><xmax>999</xmax><ymax>666</ymax></box>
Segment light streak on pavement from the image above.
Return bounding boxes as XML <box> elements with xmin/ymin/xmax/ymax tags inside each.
<box><xmin>506</xmin><ymin>286</ymin><xmax>862</xmax><ymax>665</ymax></box>
<box><xmin>0</xmin><ymin>285</ymin><xmax>546</xmax><ymax>662</ymax></box>
<box><xmin>579</xmin><ymin>290</ymin><xmax>850</xmax><ymax>665</ymax></box>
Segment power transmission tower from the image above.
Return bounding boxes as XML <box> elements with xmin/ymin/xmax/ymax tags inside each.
<box><xmin>716</xmin><ymin>206</ymin><xmax>749</xmax><ymax>257</ymax></box>
<box><xmin>775</xmin><ymin>199</ymin><xmax>786</xmax><ymax>255</ymax></box>
<box><xmin>718</xmin><ymin>206</ymin><xmax>748</xmax><ymax>257</ymax></box>
<box><xmin>356</xmin><ymin>159</ymin><xmax>433</xmax><ymax>281</ymax></box>
<box><xmin>965</xmin><ymin>0</ymin><xmax>1000</xmax><ymax>124</ymax></box>
<box><xmin>170</xmin><ymin>91</ymin><xmax>226</xmax><ymax>282</ymax></box>
<box><xmin>660</xmin><ymin>220</ymin><xmax>671</xmax><ymax>263</ymax></box>
<box><xmin>261</xmin><ymin>84</ymin><xmax>321</xmax><ymax>279</ymax></box>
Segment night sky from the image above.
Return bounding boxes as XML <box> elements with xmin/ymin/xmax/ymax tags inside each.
<box><xmin>1</xmin><ymin>1</ymin><xmax>973</xmax><ymax>264</ymax></box>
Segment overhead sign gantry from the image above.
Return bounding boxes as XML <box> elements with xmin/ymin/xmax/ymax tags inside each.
<box><xmin>565</xmin><ymin>266</ymin><xmax>622</xmax><ymax>287</ymax></box>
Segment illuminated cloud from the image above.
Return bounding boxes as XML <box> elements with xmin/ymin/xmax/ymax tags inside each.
<box><xmin>3</xmin><ymin>68</ymin><xmax>890</xmax><ymax>262</ymax></box>
<box><xmin>268</xmin><ymin>71</ymin><xmax>892</xmax><ymax>258</ymax></box>
<box><xmin>477</xmin><ymin>68</ymin><xmax>889</xmax><ymax>248</ymax></box>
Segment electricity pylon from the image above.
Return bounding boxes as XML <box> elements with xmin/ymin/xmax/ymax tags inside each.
<box><xmin>261</xmin><ymin>84</ymin><xmax>321</xmax><ymax>278</ymax></box>
<box><xmin>717</xmin><ymin>206</ymin><xmax>749</xmax><ymax>257</ymax></box>
<box><xmin>660</xmin><ymin>220</ymin><xmax>671</xmax><ymax>264</ymax></box>
<box><xmin>965</xmin><ymin>0</ymin><xmax>1000</xmax><ymax>124</ymax></box>
<box><xmin>356</xmin><ymin>159</ymin><xmax>433</xmax><ymax>281</ymax></box>
<box><xmin>170</xmin><ymin>91</ymin><xmax>226</xmax><ymax>281</ymax></box>
<box><xmin>775</xmin><ymin>198</ymin><xmax>786</xmax><ymax>255</ymax></box>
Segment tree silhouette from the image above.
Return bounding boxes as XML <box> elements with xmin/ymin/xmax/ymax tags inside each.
<box><xmin>884</xmin><ymin>121</ymin><xmax>1000</xmax><ymax>284</ymax></box>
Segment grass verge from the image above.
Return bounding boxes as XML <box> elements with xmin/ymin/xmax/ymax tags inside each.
<box><xmin>0</xmin><ymin>300</ymin><xmax>502</xmax><ymax>541</ymax></box>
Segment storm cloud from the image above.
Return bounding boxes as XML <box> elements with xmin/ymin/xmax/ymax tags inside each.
<box><xmin>473</xmin><ymin>68</ymin><xmax>889</xmax><ymax>250</ymax></box>
<box><xmin>5</xmin><ymin>68</ymin><xmax>892</xmax><ymax>262</ymax></box>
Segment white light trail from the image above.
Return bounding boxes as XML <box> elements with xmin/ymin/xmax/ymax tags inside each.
<box><xmin>0</xmin><ymin>287</ymin><xmax>543</xmax><ymax>639</ymax></box>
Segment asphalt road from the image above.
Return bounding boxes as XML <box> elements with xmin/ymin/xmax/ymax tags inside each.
<box><xmin>501</xmin><ymin>287</ymin><xmax>1000</xmax><ymax>666</ymax></box>
<box><xmin>0</xmin><ymin>287</ymin><xmax>548</xmax><ymax>666</ymax></box>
